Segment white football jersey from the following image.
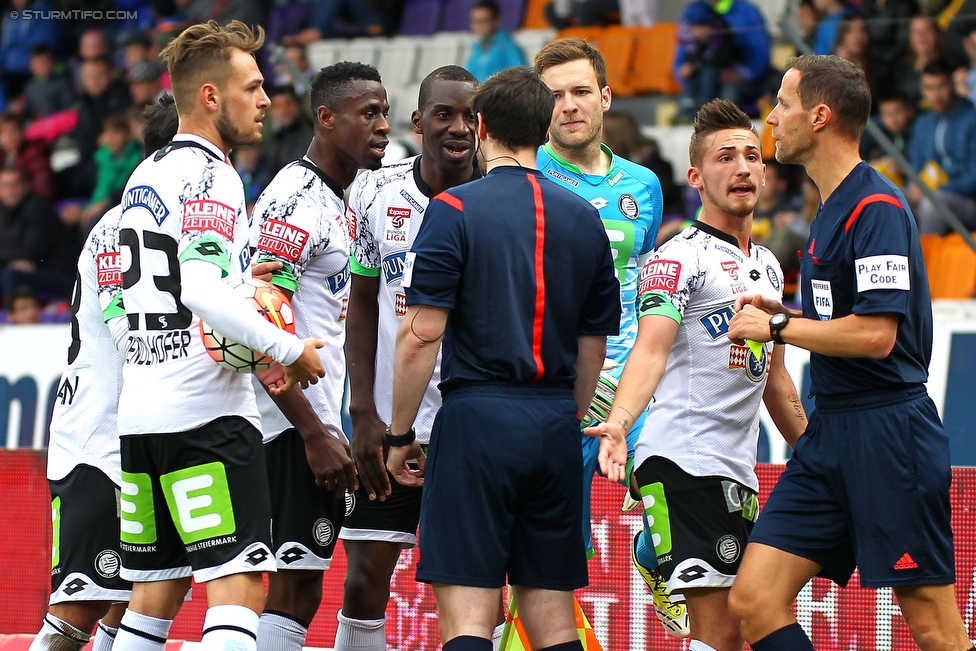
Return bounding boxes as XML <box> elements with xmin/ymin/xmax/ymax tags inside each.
<box><xmin>117</xmin><ymin>134</ymin><xmax>260</xmax><ymax>435</ymax></box>
<box><xmin>251</xmin><ymin>159</ymin><xmax>350</xmax><ymax>443</ymax></box>
<box><xmin>47</xmin><ymin>206</ymin><xmax>125</xmax><ymax>483</ymax></box>
<box><xmin>348</xmin><ymin>156</ymin><xmax>441</xmax><ymax>443</ymax></box>
<box><xmin>634</xmin><ymin>221</ymin><xmax>784</xmax><ymax>491</ymax></box>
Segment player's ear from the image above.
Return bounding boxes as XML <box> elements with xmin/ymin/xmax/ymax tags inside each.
<box><xmin>811</xmin><ymin>103</ymin><xmax>831</xmax><ymax>133</ymax></box>
<box><xmin>199</xmin><ymin>82</ymin><xmax>218</xmax><ymax>112</ymax></box>
<box><xmin>477</xmin><ymin>113</ymin><xmax>488</xmax><ymax>141</ymax></box>
<box><xmin>316</xmin><ymin>104</ymin><xmax>336</xmax><ymax>129</ymax></box>
<box><xmin>687</xmin><ymin>165</ymin><xmax>703</xmax><ymax>189</ymax></box>
<box><xmin>411</xmin><ymin>110</ymin><xmax>423</xmax><ymax>135</ymax></box>
<box><xmin>602</xmin><ymin>85</ymin><xmax>611</xmax><ymax>113</ymax></box>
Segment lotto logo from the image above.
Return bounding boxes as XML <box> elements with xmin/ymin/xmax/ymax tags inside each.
<box><xmin>183</xmin><ymin>199</ymin><xmax>235</xmax><ymax>240</ymax></box>
<box><xmin>640</xmin><ymin>260</ymin><xmax>681</xmax><ymax>293</ymax></box>
<box><xmin>388</xmin><ymin>207</ymin><xmax>410</xmax><ymax>228</ymax></box>
<box><xmin>97</xmin><ymin>252</ymin><xmax>122</xmax><ymax>286</ymax></box>
<box><xmin>259</xmin><ymin>219</ymin><xmax>310</xmax><ymax>262</ymax></box>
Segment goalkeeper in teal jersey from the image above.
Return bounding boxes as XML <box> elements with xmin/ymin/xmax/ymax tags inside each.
<box><xmin>535</xmin><ymin>38</ymin><xmax>662</xmax><ymax>540</ymax></box>
<box><xmin>534</xmin><ymin>38</ymin><xmax>690</xmax><ymax>639</ymax></box>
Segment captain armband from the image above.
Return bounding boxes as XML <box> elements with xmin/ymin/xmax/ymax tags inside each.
<box><xmin>638</xmin><ymin>292</ymin><xmax>681</xmax><ymax>323</ymax></box>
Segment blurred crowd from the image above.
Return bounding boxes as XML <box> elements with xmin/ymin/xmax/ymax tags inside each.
<box><xmin>3</xmin><ymin>0</ymin><xmax>976</xmax><ymax>322</ymax></box>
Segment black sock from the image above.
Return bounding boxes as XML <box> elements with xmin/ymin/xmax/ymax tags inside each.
<box><xmin>537</xmin><ymin>641</ymin><xmax>584</xmax><ymax>651</ymax></box>
<box><xmin>751</xmin><ymin>623</ymin><xmax>815</xmax><ymax>651</ymax></box>
<box><xmin>443</xmin><ymin>636</ymin><xmax>493</xmax><ymax>651</ymax></box>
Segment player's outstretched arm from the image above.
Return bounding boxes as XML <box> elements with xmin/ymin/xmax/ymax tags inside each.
<box><xmin>346</xmin><ymin>273</ymin><xmax>391</xmax><ymax>501</ymax></box>
<box><xmin>585</xmin><ymin>313</ymin><xmax>679</xmax><ymax>483</ymax></box>
<box><xmin>387</xmin><ymin>304</ymin><xmax>447</xmax><ymax>486</ymax></box>
<box><xmin>762</xmin><ymin>344</ymin><xmax>807</xmax><ymax>449</ymax></box>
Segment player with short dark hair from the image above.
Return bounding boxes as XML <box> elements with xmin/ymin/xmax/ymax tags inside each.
<box><xmin>340</xmin><ymin>64</ymin><xmax>482</xmax><ymax>651</ymax></box>
<box><xmin>112</xmin><ymin>20</ymin><xmax>325</xmax><ymax>651</ymax></box>
<box><xmin>250</xmin><ymin>60</ymin><xmax>390</xmax><ymax>651</ymax></box>
<box><xmin>386</xmin><ymin>65</ymin><xmax>620</xmax><ymax>651</ymax></box>
<box><xmin>26</xmin><ymin>95</ymin><xmax>180</xmax><ymax>651</ymax></box>
<box><xmin>727</xmin><ymin>54</ymin><xmax>974</xmax><ymax>651</ymax></box>
<box><xmin>587</xmin><ymin>99</ymin><xmax>806</xmax><ymax>651</ymax></box>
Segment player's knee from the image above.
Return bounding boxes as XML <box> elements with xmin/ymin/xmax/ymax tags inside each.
<box><xmin>342</xmin><ymin>567</ymin><xmax>391</xmax><ymax>618</ymax></box>
<box><xmin>49</xmin><ymin>602</ymin><xmax>111</xmax><ymax>634</ymax></box>
<box><xmin>726</xmin><ymin>581</ymin><xmax>760</xmax><ymax>625</ymax></box>
<box><xmin>267</xmin><ymin>570</ymin><xmax>323</xmax><ymax>624</ymax></box>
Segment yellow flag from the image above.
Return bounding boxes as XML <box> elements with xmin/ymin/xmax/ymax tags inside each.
<box><xmin>500</xmin><ymin>595</ymin><xmax>603</xmax><ymax>651</ymax></box>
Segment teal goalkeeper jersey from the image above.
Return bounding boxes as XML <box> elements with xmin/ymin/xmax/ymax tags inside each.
<box><xmin>537</xmin><ymin>142</ymin><xmax>663</xmax><ymax>367</ymax></box>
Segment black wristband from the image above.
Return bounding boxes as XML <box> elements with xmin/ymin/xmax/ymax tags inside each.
<box><xmin>385</xmin><ymin>425</ymin><xmax>416</xmax><ymax>447</ymax></box>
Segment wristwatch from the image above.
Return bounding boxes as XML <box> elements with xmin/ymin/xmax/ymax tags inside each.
<box><xmin>768</xmin><ymin>312</ymin><xmax>791</xmax><ymax>345</ymax></box>
<box><xmin>385</xmin><ymin>425</ymin><xmax>416</xmax><ymax>447</ymax></box>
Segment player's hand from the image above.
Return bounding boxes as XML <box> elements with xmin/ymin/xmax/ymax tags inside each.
<box><xmin>728</xmin><ymin>304</ymin><xmax>774</xmax><ymax>344</ymax></box>
<box><xmin>583</xmin><ymin>421</ymin><xmax>628</xmax><ymax>483</ymax></box>
<box><xmin>305</xmin><ymin>424</ymin><xmax>358</xmax><ymax>495</ymax></box>
<box><xmin>251</xmin><ymin>260</ymin><xmax>282</xmax><ymax>282</ymax></box>
<box><xmin>257</xmin><ymin>362</ymin><xmax>286</xmax><ymax>391</ymax></box>
<box><xmin>387</xmin><ymin>442</ymin><xmax>425</xmax><ymax>488</ymax></box>
<box><xmin>278</xmin><ymin>338</ymin><xmax>326</xmax><ymax>393</ymax></box>
<box><xmin>351</xmin><ymin>411</ymin><xmax>392</xmax><ymax>501</ymax></box>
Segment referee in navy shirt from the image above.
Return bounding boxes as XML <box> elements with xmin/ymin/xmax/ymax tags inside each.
<box><xmin>727</xmin><ymin>55</ymin><xmax>974</xmax><ymax>651</ymax></box>
<box><xmin>385</xmin><ymin>66</ymin><xmax>620</xmax><ymax>651</ymax></box>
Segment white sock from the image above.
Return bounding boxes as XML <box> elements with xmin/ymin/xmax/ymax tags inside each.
<box><xmin>257</xmin><ymin>612</ymin><xmax>307</xmax><ymax>651</ymax></box>
<box><xmin>333</xmin><ymin>611</ymin><xmax>386</xmax><ymax>651</ymax></box>
<box><xmin>28</xmin><ymin>614</ymin><xmax>91</xmax><ymax>651</ymax></box>
<box><xmin>491</xmin><ymin>623</ymin><xmax>506</xmax><ymax>651</ymax></box>
<box><xmin>201</xmin><ymin>605</ymin><xmax>259</xmax><ymax>651</ymax></box>
<box><xmin>115</xmin><ymin>611</ymin><xmax>172</xmax><ymax>651</ymax></box>
<box><xmin>92</xmin><ymin>621</ymin><xmax>119</xmax><ymax>651</ymax></box>
<box><xmin>689</xmin><ymin>641</ymin><xmax>719</xmax><ymax>651</ymax></box>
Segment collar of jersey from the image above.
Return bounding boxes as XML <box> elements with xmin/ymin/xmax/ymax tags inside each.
<box><xmin>413</xmin><ymin>155</ymin><xmax>483</xmax><ymax>197</ymax></box>
<box><xmin>543</xmin><ymin>141</ymin><xmax>617</xmax><ymax>184</ymax></box>
<box><xmin>172</xmin><ymin>133</ymin><xmax>224</xmax><ymax>161</ymax></box>
<box><xmin>691</xmin><ymin>219</ymin><xmax>752</xmax><ymax>253</ymax></box>
<box><xmin>299</xmin><ymin>156</ymin><xmax>345</xmax><ymax>199</ymax></box>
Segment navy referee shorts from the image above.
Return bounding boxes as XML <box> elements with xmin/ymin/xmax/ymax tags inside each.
<box><xmin>750</xmin><ymin>385</ymin><xmax>955</xmax><ymax>588</ymax></box>
<box><xmin>416</xmin><ymin>384</ymin><xmax>588</xmax><ymax>591</ymax></box>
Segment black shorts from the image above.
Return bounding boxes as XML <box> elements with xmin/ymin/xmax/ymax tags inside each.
<box><xmin>633</xmin><ymin>456</ymin><xmax>757</xmax><ymax>594</ymax></box>
<box><xmin>340</xmin><ymin>451</ymin><xmax>424</xmax><ymax>548</ymax></box>
<box><xmin>265</xmin><ymin>428</ymin><xmax>345</xmax><ymax>570</ymax></box>
<box><xmin>50</xmin><ymin>465</ymin><xmax>131</xmax><ymax>604</ymax></box>
<box><xmin>416</xmin><ymin>385</ymin><xmax>588</xmax><ymax>591</ymax></box>
<box><xmin>119</xmin><ymin>416</ymin><xmax>275</xmax><ymax>583</ymax></box>
<box><xmin>750</xmin><ymin>387</ymin><xmax>954</xmax><ymax>588</ymax></box>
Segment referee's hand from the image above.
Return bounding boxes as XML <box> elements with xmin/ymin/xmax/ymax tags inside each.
<box><xmin>387</xmin><ymin>442</ymin><xmax>425</xmax><ymax>488</ymax></box>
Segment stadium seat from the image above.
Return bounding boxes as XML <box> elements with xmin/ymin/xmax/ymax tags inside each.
<box><xmin>919</xmin><ymin>232</ymin><xmax>943</xmax><ymax>294</ymax></box>
<box><xmin>512</xmin><ymin>28</ymin><xmax>557</xmax><ymax>63</ymax></box>
<box><xmin>557</xmin><ymin>26</ymin><xmax>636</xmax><ymax>95</ymax></box>
<box><xmin>415</xmin><ymin>32</ymin><xmax>470</xmax><ymax>83</ymax></box>
<box><xmin>930</xmin><ymin>233</ymin><xmax>976</xmax><ymax>299</ymax></box>
<box><xmin>306</xmin><ymin>40</ymin><xmax>344</xmax><ymax>70</ymax></box>
<box><xmin>522</xmin><ymin>0</ymin><xmax>550</xmax><ymax>29</ymax></box>
<box><xmin>375</xmin><ymin>37</ymin><xmax>422</xmax><ymax>88</ymax></box>
<box><xmin>629</xmin><ymin>23</ymin><xmax>681</xmax><ymax>95</ymax></box>
<box><xmin>399</xmin><ymin>0</ymin><xmax>443</xmax><ymax>35</ymax></box>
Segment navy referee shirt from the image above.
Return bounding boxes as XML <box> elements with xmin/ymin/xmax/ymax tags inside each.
<box><xmin>800</xmin><ymin>162</ymin><xmax>932</xmax><ymax>397</ymax></box>
<box><xmin>403</xmin><ymin>165</ymin><xmax>620</xmax><ymax>392</ymax></box>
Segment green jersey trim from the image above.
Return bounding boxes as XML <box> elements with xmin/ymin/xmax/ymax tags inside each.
<box><xmin>178</xmin><ymin>234</ymin><xmax>231</xmax><ymax>277</ymax></box>
<box><xmin>103</xmin><ymin>291</ymin><xmax>125</xmax><ymax>323</ymax></box>
<box><xmin>542</xmin><ymin>141</ymin><xmax>617</xmax><ymax>178</ymax></box>
<box><xmin>638</xmin><ymin>292</ymin><xmax>682</xmax><ymax>324</ymax></box>
<box><xmin>350</xmin><ymin>255</ymin><xmax>380</xmax><ymax>277</ymax></box>
<box><xmin>257</xmin><ymin>257</ymin><xmax>298</xmax><ymax>293</ymax></box>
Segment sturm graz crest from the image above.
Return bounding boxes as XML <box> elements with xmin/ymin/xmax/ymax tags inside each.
<box><xmin>313</xmin><ymin>518</ymin><xmax>335</xmax><ymax>547</ymax></box>
<box><xmin>95</xmin><ymin>550</ymin><xmax>121</xmax><ymax>578</ymax></box>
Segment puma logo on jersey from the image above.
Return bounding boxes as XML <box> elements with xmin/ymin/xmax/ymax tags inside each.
<box><xmin>700</xmin><ymin>305</ymin><xmax>735</xmax><ymax>339</ymax></box>
<box><xmin>258</xmin><ymin>220</ymin><xmax>309</xmax><ymax>262</ymax></box>
<box><xmin>382</xmin><ymin>252</ymin><xmax>406</xmax><ymax>285</ymax></box>
<box><xmin>183</xmin><ymin>199</ymin><xmax>236</xmax><ymax>240</ymax></box>
<box><xmin>97</xmin><ymin>252</ymin><xmax>122</xmax><ymax>286</ymax></box>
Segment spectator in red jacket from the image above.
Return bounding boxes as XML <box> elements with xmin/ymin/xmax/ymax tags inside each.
<box><xmin>0</xmin><ymin>112</ymin><xmax>54</xmax><ymax>200</ymax></box>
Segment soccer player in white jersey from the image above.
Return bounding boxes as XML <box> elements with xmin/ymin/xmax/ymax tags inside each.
<box><xmin>27</xmin><ymin>96</ymin><xmax>179</xmax><ymax>651</ymax></box>
<box><xmin>340</xmin><ymin>65</ymin><xmax>481</xmax><ymax>651</ymax></box>
<box><xmin>111</xmin><ymin>21</ymin><xmax>325</xmax><ymax>651</ymax></box>
<box><xmin>586</xmin><ymin>100</ymin><xmax>808</xmax><ymax>651</ymax></box>
<box><xmin>249</xmin><ymin>61</ymin><xmax>391</xmax><ymax>651</ymax></box>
